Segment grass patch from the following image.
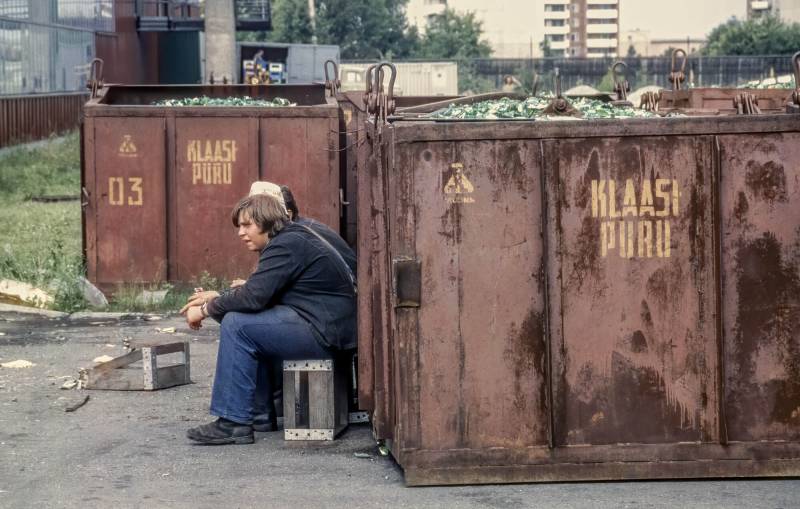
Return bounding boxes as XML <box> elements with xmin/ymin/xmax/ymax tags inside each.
<box><xmin>0</xmin><ymin>132</ymin><xmax>197</xmax><ymax>313</ymax></box>
<box><xmin>0</xmin><ymin>133</ymin><xmax>86</xmax><ymax>311</ymax></box>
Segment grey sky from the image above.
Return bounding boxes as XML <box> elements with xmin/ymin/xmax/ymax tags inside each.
<box><xmin>620</xmin><ymin>0</ymin><xmax>746</xmax><ymax>39</ymax></box>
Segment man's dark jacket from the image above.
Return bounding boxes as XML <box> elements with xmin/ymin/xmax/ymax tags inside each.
<box><xmin>206</xmin><ymin>222</ymin><xmax>356</xmax><ymax>350</ymax></box>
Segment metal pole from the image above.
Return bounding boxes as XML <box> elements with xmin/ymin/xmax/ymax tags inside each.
<box><xmin>308</xmin><ymin>0</ymin><xmax>318</xmax><ymax>44</ymax></box>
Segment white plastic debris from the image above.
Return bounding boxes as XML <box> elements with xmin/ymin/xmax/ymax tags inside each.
<box><xmin>61</xmin><ymin>379</ymin><xmax>78</xmax><ymax>390</ymax></box>
<box><xmin>156</xmin><ymin>327</ymin><xmax>176</xmax><ymax>334</ymax></box>
<box><xmin>1</xmin><ymin>360</ymin><xmax>35</xmax><ymax>368</ymax></box>
<box><xmin>92</xmin><ymin>355</ymin><xmax>114</xmax><ymax>363</ymax></box>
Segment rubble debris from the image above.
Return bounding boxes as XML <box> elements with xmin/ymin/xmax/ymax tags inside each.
<box><xmin>92</xmin><ymin>355</ymin><xmax>114</xmax><ymax>364</ymax></box>
<box><xmin>61</xmin><ymin>379</ymin><xmax>78</xmax><ymax>390</ymax></box>
<box><xmin>0</xmin><ymin>280</ymin><xmax>53</xmax><ymax>308</ymax></box>
<box><xmin>156</xmin><ymin>327</ymin><xmax>176</xmax><ymax>334</ymax></box>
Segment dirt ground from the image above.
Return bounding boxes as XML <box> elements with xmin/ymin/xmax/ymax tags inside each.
<box><xmin>1</xmin><ymin>305</ymin><xmax>798</xmax><ymax>509</ymax></box>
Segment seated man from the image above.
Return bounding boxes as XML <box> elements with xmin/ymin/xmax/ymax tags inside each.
<box><xmin>182</xmin><ymin>192</ymin><xmax>356</xmax><ymax>445</ymax></box>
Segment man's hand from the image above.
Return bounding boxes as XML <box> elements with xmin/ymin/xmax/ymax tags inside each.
<box><xmin>230</xmin><ymin>279</ymin><xmax>246</xmax><ymax>288</ymax></box>
<box><xmin>185</xmin><ymin>305</ymin><xmax>205</xmax><ymax>330</ymax></box>
<box><xmin>180</xmin><ymin>290</ymin><xmax>219</xmax><ymax>314</ymax></box>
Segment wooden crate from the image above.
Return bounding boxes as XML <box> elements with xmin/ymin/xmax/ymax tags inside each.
<box><xmin>84</xmin><ymin>340</ymin><xmax>191</xmax><ymax>391</ymax></box>
<box><xmin>283</xmin><ymin>359</ymin><xmax>348</xmax><ymax>440</ymax></box>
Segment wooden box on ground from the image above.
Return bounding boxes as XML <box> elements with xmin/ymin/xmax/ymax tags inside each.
<box><xmin>84</xmin><ymin>340</ymin><xmax>191</xmax><ymax>391</ymax></box>
<box><xmin>283</xmin><ymin>359</ymin><xmax>348</xmax><ymax>440</ymax></box>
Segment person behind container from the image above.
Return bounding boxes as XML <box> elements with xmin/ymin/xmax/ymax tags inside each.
<box><xmin>181</xmin><ymin>192</ymin><xmax>356</xmax><ymax>445</ymax></box>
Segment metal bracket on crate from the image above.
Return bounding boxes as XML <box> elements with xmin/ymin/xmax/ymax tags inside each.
<box><xmin>611</xmin><ymin>61</ymin><xmax>633</xmax><ymax>108</ymax></box>
<box><xmin>734</xmin><ymin>92</ymin><xmax>761</xmax><ymax>115</ymax></box>
<box><xmin>87</xmin><ymin>58</ymin><xmax>104</xmax><ymax>99</ymax></box>
<box><xmin>640</xmin><ymin>90</ymin><xmax>662</xmax><ymax>112</ymax></box>
<box><xmin>669</xmin><ymin>48</ymin><xmax>687</xmax><ymax>91</ymax></box>
<box><xmin>368</xmin><ymin>62</ymin><xmax>397</xmax><ymax>126</ymax></box>
<box><xmin>324</xmin><ymin>59</ymin><xmax>341</xmax><ymax>97</ymax></box>
<box><xmin>788</xmin><ymin>51</ymin><xmax>800</xmax><ymax>114</ymax></box>
<box><xmin>542</xmin><ymin>69</ymin><xmax>580</xmax><ymax>117</ymax></box>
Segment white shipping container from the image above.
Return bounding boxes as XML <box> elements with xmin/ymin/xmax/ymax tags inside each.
<box><xmin>339</xmin><ymin>62</ymin><xmax>458</xmax><ymax>96</ymax></box>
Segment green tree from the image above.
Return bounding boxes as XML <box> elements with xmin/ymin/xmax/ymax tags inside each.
<box><xmin>237</xmin><ymin>0</ymin><xmax>313</xmax><ymax>43</ymax></box>
<box><xmin>704</xmin><ymin>15</ymin><xmax>800</xmax><ymax>55</ymax></box>
<box><xmin>539</xmin><ymin>38</ymin><xmax>554</xmax><ymax>58</ymax></box>
<box><xmin>315</xmin><ymin>0</ymin><xmax>418</xmax><ymax>59</ymax></box>
<box><xmin>414</xmin><ymin>9</ymin><xmax>492</xmax><ymax>59</ymax></box>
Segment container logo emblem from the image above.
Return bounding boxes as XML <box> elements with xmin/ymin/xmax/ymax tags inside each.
<box><xmin>118</xmin><ymin>135</ymin><xmax>138</xmax><ymax>157</ymax></box>
<box><xmin>444</xmin><ymin>163</ymin><xmax>475</xmax><ymax>204</ymax></box>
<box><xmin>591</xmin><ymin>178</ymin><xmax>680</xmax><ymax>259</ymax></box>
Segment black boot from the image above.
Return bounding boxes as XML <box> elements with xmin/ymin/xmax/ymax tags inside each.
<box><xmin>187</xmin><ymin>418</ymin><xmax>254</xmax><ymax>445</ymax></box>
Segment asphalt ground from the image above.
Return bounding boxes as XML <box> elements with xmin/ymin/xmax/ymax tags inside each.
<box><xmin>0</xmin><ymin>306</ymin><xmax>798</xmax><ymax>509</ymax></box>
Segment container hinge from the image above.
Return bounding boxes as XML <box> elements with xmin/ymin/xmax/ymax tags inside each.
<box><xmin>81</xmin><ymin>187</ymin><xmax>90</xmax><ymax>208</ymax></box>
<box><xmin>393</xmin><ymin>258</ymin><xmax>421</xmax><ymax>308</ymax></box>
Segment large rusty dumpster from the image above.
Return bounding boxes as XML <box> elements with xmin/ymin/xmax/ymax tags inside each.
<box><xmin>362</xmin><ymin>104</ymin><xmax>800</xmax><ymax>484</ymax></box>
<box><xmin>81</xmin><ymin>84</ymin><xmax>339</xmax><ymax>290</ymax></box>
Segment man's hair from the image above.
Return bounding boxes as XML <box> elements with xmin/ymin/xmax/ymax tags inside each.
<box><xmin>280</xmin><ymin>185</ymin><xmax>300</xmax><ymax>220</ymax></box>
<box><xmin>231</xmin><ymin>193</ymin><xmax>289</xmax><ymax>238</ymax></box>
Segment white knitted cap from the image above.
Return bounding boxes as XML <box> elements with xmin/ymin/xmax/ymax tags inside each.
<box><xmin>248</xmin><ymin>181</ymin><xmax>288</xmax><ymax>215</ymax></box>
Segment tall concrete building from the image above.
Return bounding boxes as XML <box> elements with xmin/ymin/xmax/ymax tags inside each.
<box><xmin>747</xmin><ymin>0</ymin><xmax>800</xmax><ymax>22</ymax></box>
<box><xmin>406</xmin><ymin>0</ymin><xmax>619</xmax><ymax>58</ymax></box>
<box><xmin>544</xmin><ymin>0</ymin><xmax>619</xmax><ymax>58</ymax></box>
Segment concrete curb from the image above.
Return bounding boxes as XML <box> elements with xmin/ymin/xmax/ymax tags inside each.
<box><xmin>0</xmin><ymin>303</ymin><xmax>68</xmax><ymax>318</ymax></box>
<box><xmin>0</xmin><ymin>304</ymin><xmax>173</xmax><ymax>322</ymax></box>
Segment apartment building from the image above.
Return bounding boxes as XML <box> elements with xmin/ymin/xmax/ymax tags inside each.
<box><xmin>747</xmin><ymin>0</ymin><xmax>800</xmax><ymax>22</ymax></box>
<box><xmin>406</xmin><ymin>0</ymin><xmax>619</xmax><ymax>58</ymax></box>
<box><xmin>544</xmin><ymin>0</ymin><xmax>619</xmax><ymax>58</ymax></box>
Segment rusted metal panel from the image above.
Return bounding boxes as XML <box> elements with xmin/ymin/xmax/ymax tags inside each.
<box><xmin>719</xmin><ymin>133</ymin><xmax>800</xmax><ymax>442</ymax></box>
<box><xmin>91</xmin><ymin>117</ymin><xmax>167</xmax><ymax>285</ymax></box>
<box><xmin>173</xmin><ymin>117</ymin><xmax>259</xmax><ymax>282</ymax></box>
<box><xmin>545</xmin><ymin>136</ymin><xmax>719</xmax><ymax>446</ymax></box>
<box><xmin>260</xmin><ymin>117</ymin><xmax>339</xmax><ymax>232</ymax></box>
<box><xmin>0</xmin><ymin>93</ymin><xmax>87</xmax><ymax>149</ymax></box>
<box><xmin>391</xmin><ymin>138</ymin><xmax>549</xmax><ymax>454</ymax></box>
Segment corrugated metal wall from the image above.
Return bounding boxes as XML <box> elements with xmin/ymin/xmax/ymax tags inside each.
<box><xmin>0</xmin><ymin>92</ymin><xmax>86</xmax><ymax>148</ymax></box>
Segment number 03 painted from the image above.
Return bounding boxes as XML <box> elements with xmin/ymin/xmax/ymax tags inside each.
<box><xmin>108</xmin><ymin>177</ymin><xmax>143</xmax><ymax>206</ymax></box>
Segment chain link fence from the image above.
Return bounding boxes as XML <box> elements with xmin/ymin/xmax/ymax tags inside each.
<box><xmin>0</xmin><ymin>0</ymin><xmax>113</xmax><ymax>96</ymax></box>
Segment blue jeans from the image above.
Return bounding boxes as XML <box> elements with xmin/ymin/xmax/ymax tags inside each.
<box><xmin>209</xmin><ymin>305</ymin><xmax>332</xmax><ymax>424</ymax></box>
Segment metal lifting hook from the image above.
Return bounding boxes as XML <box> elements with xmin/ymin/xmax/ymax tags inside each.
<box><xmin>669</xmin><ymin>48</ymin><xmax>687</xmax><ymax>91</ymax></box>
<box><xmin>323</xmin><ymin>59</ymin><xmax>341</xmax><ymax>97</ymax></box>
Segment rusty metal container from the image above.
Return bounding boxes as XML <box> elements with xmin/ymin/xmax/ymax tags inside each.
<box><xmin>81</xmin><ymin>83</ymin><xmax>339</xmax><ymax>290</ymax></box>
<box><xmin>362</xmin><ymin>100</ymin><xmax>800</xmax><ymax>484</ymax></box>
